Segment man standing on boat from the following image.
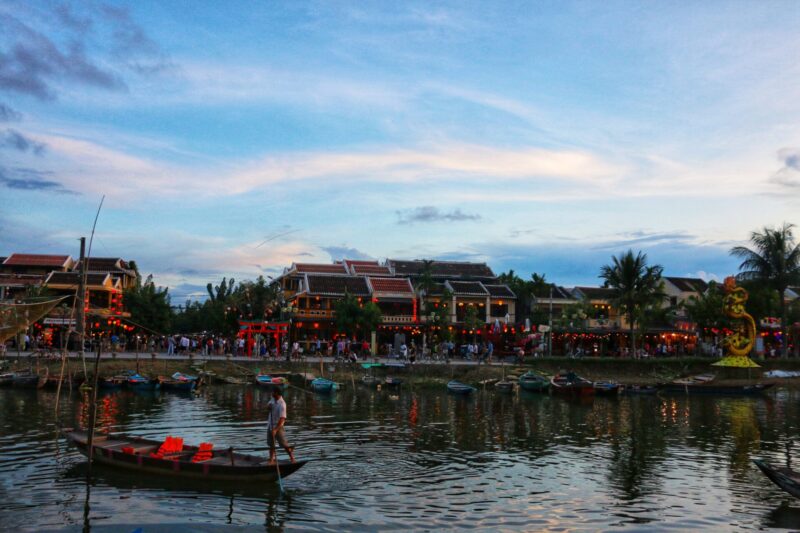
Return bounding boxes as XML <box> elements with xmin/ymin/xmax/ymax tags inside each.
<box><xmin>267</xmin><ymin>389</ymin><xmax>296</xmax><ymax>464</ymax></box>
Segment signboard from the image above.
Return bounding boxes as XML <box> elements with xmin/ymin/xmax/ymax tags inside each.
<box><xmin>43</xmin><ymin>318</ymin><xmax>76</xmax><ymax>325</ymax></box>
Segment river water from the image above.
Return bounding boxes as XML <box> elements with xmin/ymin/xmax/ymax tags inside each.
<box><xmin>1</xmin><ymin>383</ymin><xmax>799</xmax><ymax>531</ymax></box>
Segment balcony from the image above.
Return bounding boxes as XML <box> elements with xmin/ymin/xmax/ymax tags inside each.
<box><xmin>296</xmin><ymin>309</ymin><xmax>334</xmax><ymax>319</ymax></box>
<box><xmin>382</xmin><ymin>315</ymin><xmax>417</xmax><ymax>324</ymax></box>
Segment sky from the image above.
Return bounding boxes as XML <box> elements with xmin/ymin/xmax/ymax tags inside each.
<box><xmin>1</xmin><ymin>1</ymin><xmax>799</xmax><ymax>301</ymax></box>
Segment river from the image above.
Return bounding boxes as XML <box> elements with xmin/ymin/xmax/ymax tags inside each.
<box><xmin>1</xmin><ymin>383</ymin><xmax>798</xmax><ymax>531</ymax></box>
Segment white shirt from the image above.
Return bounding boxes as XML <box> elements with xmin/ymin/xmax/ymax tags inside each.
<box><xmin>267</xmin><ymin>397</ymin><xmax>287</xmax><ymax>430</ymax></box>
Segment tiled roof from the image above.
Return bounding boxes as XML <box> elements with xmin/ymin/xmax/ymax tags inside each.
<box><xmin>552</xmin><ymin>286</ymin><xmax>574</xmax><ymax>299</ymax></box>
<box><xmin>45</xmin><ymin>271</ymin><xmax>112</xmax><ymax>287</ymax></box>
<box><xmin>388</xmin><ymin>259</ymin><xmax>495</xmax><ymax>279</ymax></box>
<box><xmin>665</xmin><ymin>277</ymin><xmax>708</xmax><ymax>293</ymax></box>
<box><xmin>446</xmin><ymin>281</ymin><xmax>489</xmax><ymax>296</ymax></box>
<box><xmin>369</xmin><ymin>277</ymin><xmax>414</xmax><ymax>295</ymax></box>
<box><xmin>294</xmin><ymin>263</ymin><xmax>348</xmax><ymax>275</ymax></box>
<box><xmin>573</xmin><ymin>286</ymin><xmax>616</xmax><ymax>300</ymax></box>
<box><xmin>305</xmin><ymin>275</ymin><xmax>370</xmax><ymax>296</ymax></box>
<box><xmin>0</xmin><ymin>274</ymin><xmax>44</xmax><ymax>287</ymax></box>
<box><xmin>343</xmin><ymin>259</ymin><xmax>379</xmax><ymax>267</ymax></box>
<box><xmin>352</xmin><ymin>264</ymin><xmax>391</xmax><ymax>275</ymax></box>
<box><xmin>4</xmin><ymin>253</ymin><xmax>72</xmax><ymax>267</ymax></box>
<box><xmin>484</xmin><ymin>284</ymin><xmax>516</xmax><ymax>299</ymax></box>
<box><xmin>84</xmin><ymin>257</ymin><xmax>134</xmax><ymax>273</ymax></box>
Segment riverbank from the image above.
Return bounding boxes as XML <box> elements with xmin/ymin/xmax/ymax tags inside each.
<box><xmin>5</xmin><ymin>352</ymin><xmax>800</xmax><ymax>388</ymax></box>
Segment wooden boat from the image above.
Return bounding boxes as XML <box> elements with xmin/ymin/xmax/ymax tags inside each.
<box><xmin>254</xmin><ymin>374</ymin><xmax>287</xmax><ymax>390</ymax></box>
<box><xmin>127</xmin><ymin>373</ymin><xmax>160</xmax><ymax>391</ymax></box>
<box><xmin>550</xmin><ymin>372</ymin><xmax>595</xmax><ymax>397</ymax></box>
<box><xmin>495</xmin><ymin>380</ymin><xmax>515</xmax><ymax>393</ymax></box>
<box><xmin>0</xmin><ymin>373</ymin><xmax>14</xmax><ymax>387</ymax></box>
<box><xmin>753</xmin><ymin>459</ymin><xmax>800</xmax><ymax>499</ymax></box>
<box><xmin>660</xmin><ymin>374</ymin><xmax>775</xmax><ymax>395</ymax></box>
<box><xmin>593</xmin><ymin>381</ymin><xmax>621</xmax><ymax>396</ymax></box>
<box><xmin>12</xmin><ymin>372</ymin><xmax>41</xmax><ymax>388</ymax></box>
<box><xmin>64</xmin><ymin>429</ymin><xmax>307</xmax><ymax>482</ymax></box>
<box><xmin>621</xmin><ymin>384</ymin><xmax>659</xmax><ymax>395</ymax></box>
<box><xmin>447</xmin><ymin>380</ymin><xmax>476</xmax><ymax>395</ymax></box>
<box><xmin>158</xmin><ymin>376</ymin><xmax>196</xmax><ymax>392</ymax></box>
<box><xmin>383</xmin><ymin>376</ymin><xmax>403</xmax><ymax>388</ymax></box>
<box><xmin>361</xmin><ymin>375</ymin><xmax>380</xmax><ymax>387</ymax></box>
<box><xmin>99</xmin><ymin>376</ymin><xmax>127</xmax><ymax>389</ymax></box>
<box><xmin>518</xmin><ymin>371</ymin><xmax>549</xmax><ymax>392</ymax></box>
<box><xmin>311</xmin><ymin>377</ymin><xmax>338</xmax><ymax>394</ymax></box>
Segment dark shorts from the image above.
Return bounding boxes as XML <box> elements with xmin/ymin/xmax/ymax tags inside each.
<box><xmin>268</xmin><ymin>427</ymin><xmax>290</xmax><ymax>450</ymax></box>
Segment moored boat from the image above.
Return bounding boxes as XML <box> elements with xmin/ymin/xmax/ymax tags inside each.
<box><xmin>127</xmin><ymin>373</ymin><xmax>160</xmax><ymax>391</ymax></box>
<box><xmin>12</xmin><ymin>372</ymin><xmax>41</xmax><ymax>388</ymax></box>
<box><xmin>64</xmin><ymin>429</ymin><xmax>307</xmax><ymax>482</ymax></box>
<box><xmin>518</xmin><ymin>371</ymin><xmax>549</xmax><ymax>392</ymax></box>
<box><xmin>447</xmin><ymin>380</ymin><xmax>476</xmax><ymax>395</ymax></box>
<box><xmin>383</xmin><ymin>376</ymin><xmax>403</xmax><ymax>388</ymax></box>
<box><xmin>550</xmin><ymin>372</ymin><xmax>595</xmax><ymax>397</ymax></box>
<box><xmin>660</xmin><ymin>374</ymin><xmax>774</xmax><ymax>395</ymax></box>
<box><xmin>753</xmin><ymin>459</ymin><xmax>800</xmax><ymax>499</ymax></box>
<box><xmin>311</xmin><ymin>377</ymin><xmax>338</xmax><ymax>394</ymax></box>
<box><xmin>495</xmin><ymin>380</ymin><xmax>514</xmax><ymax>393</ymax></box>
<box><xmin>361</xmin><ymin>375</ymin><xmax>380</xmax><ymax>387</ymax></box>
<box><xmin>99</xmin><ymin>376</ymin><xmax>128</xmax><ymax>389</ymax></box>
<box><xmin>593</xmin><ymin>381</ymin><xmax>621</xmax><ymax>396</ymax></box>
<box><xmin>621</xmin><ymin>384</ymin><xmax>659</xmax><ymax>395</ymax></box>
<box><xmin>158</xmin><ymin>376</ymin><xmax>196</xmax><ymax>392</ymax></box>
<box><xmin>0</xmin><ymin>373</ymin><xmax>14</xmax><ymax>387</ymax></box>
<box><xmin>255</xmin><ymin>374</ymin><xmax>287</xmax><ymax>390</ymax></box>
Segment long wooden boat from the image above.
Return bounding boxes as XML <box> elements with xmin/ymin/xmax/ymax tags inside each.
<box><xmin>660</xmin><ymin>374</ymin><xmax>775</xmax><ymax>395</ymax></box>
<box><xmin>447</xmin><ymin>380</ymin><xmax>476</xmax><ymax>395</ymax></box>
<box><xmin>550</xmin><ymin>373</ymin><xmax>595</xmax><ymax>397</ymax></box>
<box><xmin>495</xmin><ymin>380</ymin><xmax>515</xmax><ymax>393</ymax></box>
<box><xmin>127</xmin><ymin>374</ymin><xmax>160</xmax><ymax>391</ymax></box>
<box><xmin>593</xmin><ymin>381</ymin><xmax>621</xmax><ymax>396</ymax></box>
<box><xmin>158</xmin><ymin>376</ymin><xmax>196</xmax><ymax>392</ymax></box>
<box><xmin>621</xmin><ymin>384</ymin><xmax>659</xmax><ymax>395</ymax></box>
<box><xmin>64</xmin><ymin>429</ymin><xmax>307</xmax><ymax>482</ymax></box>
<box><xmin>518</xmin><ymin>371</ymin><xmax>549</xmax><ymax>392</ymax></box>
<box><xmin>311</xmin><ymin>377</ymin><xmax>338</xmax><ymax>393</ymax></box>
<box><xmin>12</xmin><ymin>372</ymin><xmax>42</xmax><ymax>388</ymax></box>
<box><xmin>255</xmin><ymin>374</ymin><xmax>287</xmax><ymax>390</ymax></box>
<box><xmin>753</xmin><ymin>459</ymin><xmax>800</xmax><ymax>499</ymax></box>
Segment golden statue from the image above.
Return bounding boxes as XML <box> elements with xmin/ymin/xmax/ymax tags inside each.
<box><xmin>713</xmin><ymin>276</ymin><xmax>760</xmax><ymax>368</ymax></box>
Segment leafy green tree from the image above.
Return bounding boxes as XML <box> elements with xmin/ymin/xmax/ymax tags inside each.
<box><xmin>463</xmin><ymin>304</ymin><xmax>484</xmax><ymax>343</ymax></box>
<box><xmin>334</xmin><ymin>292</ymin><xmax>383</xmax><ymax>339</ymax></box>
<box><xmin>730</xmin><ymin>223</ymin><xmax>800</xmax><ymax>357</ymax></box>
<box><xmin>124</xmin><ymin>274</ymin><xmax>172</xmax><ymax>334</ymax></box>
<box><xmin>236</xmin><ymin>275</ymin><xmax>280</xmax><ymax>320</ymax></box>
<box><xmin>599</xmin><ymin>250</ymin><xmax>665</xmax><ymax>355</ymax></box>
<box><xmin>684</xmin><ymin>281</ymin><xmax>729</xmax><ymax>331</ymax></box>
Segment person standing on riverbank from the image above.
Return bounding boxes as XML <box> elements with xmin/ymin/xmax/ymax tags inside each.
<box><xmin>267</xmin><ymin>389</ymin><xmax>296</xmax><ymax>464</ymax></box>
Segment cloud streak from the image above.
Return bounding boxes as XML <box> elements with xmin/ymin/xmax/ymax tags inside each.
<box><xmin>396</xmin><ymin>206</ymin><xmax>481</xmax><ymax>224</ymax></box>
<box><xmin>1</xmin><ymin>129</ymin><xmax>45</xmax><ymax>154</ymax></box>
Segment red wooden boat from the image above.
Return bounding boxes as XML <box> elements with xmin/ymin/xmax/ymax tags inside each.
<box><xmin>550</xmin><ymin>372</ymin><xmax>595</xmax><ymax>397</ymax></box>
<box><xmin>64</xmin><ymin>429</ymin><xmax>306</xmax><ymax>482</ymax></box>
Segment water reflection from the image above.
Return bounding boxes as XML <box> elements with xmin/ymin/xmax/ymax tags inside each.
<box><xmin>0</xmin><ymin>385</ymin><xmax>798</xmax><ymax>530</ymax></box>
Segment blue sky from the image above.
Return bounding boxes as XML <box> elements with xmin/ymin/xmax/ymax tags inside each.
<box><xmin>1</xmin><ymin>1</ymin><xmax>799</xmax><ymax>301</ymax></box>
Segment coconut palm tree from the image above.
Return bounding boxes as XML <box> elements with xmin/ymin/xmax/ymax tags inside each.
<box><xmin>599</xmin><ymin>250</ymin><xmax>665</xmax><ymax>356</ymax></box>
<box><xmin>730</xmin><ymin>223</ymin><xmax>800</xmax><ymax>357</ymax></box>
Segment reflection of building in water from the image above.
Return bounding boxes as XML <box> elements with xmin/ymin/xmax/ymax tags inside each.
<box><xmin>78</xmin><ymin>393</ymin><xmax>120</xmax><ymax>432</ymax></box>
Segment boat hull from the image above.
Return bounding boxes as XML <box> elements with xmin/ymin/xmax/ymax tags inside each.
<box><xmin>754</xmin><ymin>459</ymin><xmax>800</xmax><ymax>499</ymax></box>
<box><xmin>660</xmin><ymin>383</ymin><xmax>774</xmax><ymax>395</ymax></box>
<box><xmin>495</xmin><ymin>381</ymin><xmax>514</xmax><ymax>393</ymax></box>
<box><xmin>519</xmin><ymin>372</ymin><xmax>550</xmax><ymax>392</ymax></box>
<box><xmin>447</xmin><ymin>381</ymin><xmax>475</xmax><ymax>395</ymax></box>
<box><xmin>12</xmin><ymin>374</ymin><xmax>41</xmax><ymax>388</ymax></box>
<box><xmin>64</xmin><ymin>430</ymin><xmax>306</xmax><ymax>482</ymax></box>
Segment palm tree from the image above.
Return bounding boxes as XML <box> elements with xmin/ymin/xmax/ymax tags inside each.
<box><xmin>599</xmin><ymin>250</ymin><xmax>665</xmax><ymax>356</ymax></box>
<box><xmin>730</xmin><ymin>223</ymin><xmax>800</xmax><ymax>357</ymax></box>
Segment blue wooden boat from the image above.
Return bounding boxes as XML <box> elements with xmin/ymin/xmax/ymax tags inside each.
<box><xmin>447</xmin><ymin>380</ymin><xmax>476</xmax><ymax>395</ymax></box>
<box><xmin>518</xmin><ymin>371</ymin><xmax>549</xmax><ymax>392</ymax></box>
<box><xmin>593</xmin><ymin>381</ymin><xmax>621</xmax><ymax>396</ymax></box>
<box><xmin>311</xmin><ymin>377</ymin><xmax>338</xmax><ymax>394</ymax></box>
<box><xmin>158</xmin><ymin>375</ymin><xmax>196</xmax><ymax>392</ymax></box>
<box><xmin>754</xmin><ymin>459</ymin><xmax>800</xmax><ymax>499</ymax></box>
<box><xmin>255</xmin><ymin>374</ymin><xmax>287</xmax><ymax>390</ymax></box>
<box><xmin>98</xmin><ymin>376</ymin><xmax>127</xmax><ymax>389</ymax></box>
<box><xmin>127</xmin><ymin>373</ymin><xmax>160</xmax><ymax>391</ymax></box>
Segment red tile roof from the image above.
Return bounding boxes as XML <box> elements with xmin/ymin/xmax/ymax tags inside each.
<box><xmin>446</xmin><ymin>281</ymin><xmax>489</xmax><ymax>296</ymax></box>
<box><xmin>294</xmin><ymin>263</ymin><xmax>348</xmax><ymax>274</ymax></box>
<box><xmin>4</xmin><ymin>253</ymin><xmax>72</xmax><ymax>267</ymax></box>
<box><xmin>369</xmin><ymin>277</ymin><xmax>414</xmax><ymax>295</ymax></box>
<box><xmin>353</xmin><ymin>264</ymin><xmax>391</xmax><ymax>275</ymax></box>
<box><xmin>343</xmin><ymin>260</ymin><xmax>379</xmax><ymax>267</ymax></box>
<box><xmin>388</xmin><ymin>259</ymin><xmax>496</xmax><ymax>279</ymax></box>
<box><xmin>305</xmin><ymin>275</ymin><xmax>371</xmax><ymax>296</ymax></box>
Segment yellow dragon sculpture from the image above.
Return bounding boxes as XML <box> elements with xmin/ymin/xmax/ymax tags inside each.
<box><xmin>713</xmin><ymin>276</ymin><xmax>760</xmax><ymax>368</ymax></box>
